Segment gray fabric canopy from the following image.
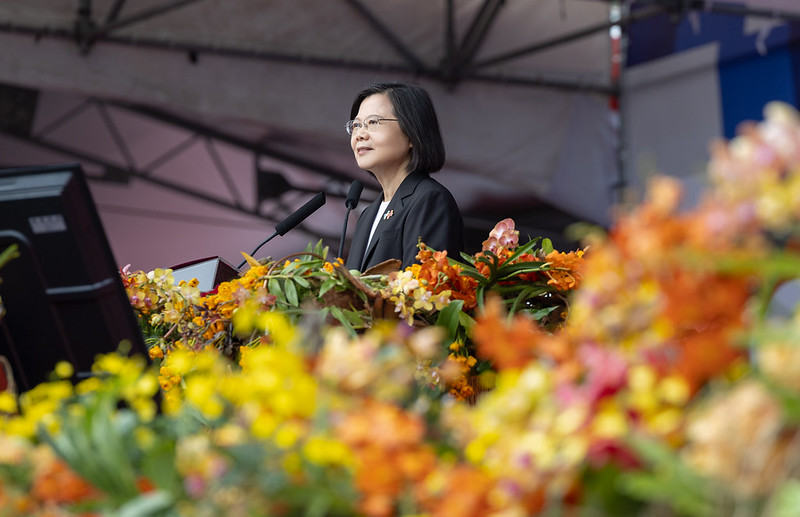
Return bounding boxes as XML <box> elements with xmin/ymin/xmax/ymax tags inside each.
<box><xmin>0</xmin><ymin>0</ymin><xmax>622</xmax><ymax>270</ymax></box>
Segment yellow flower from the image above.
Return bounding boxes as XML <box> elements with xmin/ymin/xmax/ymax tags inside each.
<box><xmin>76</xmin><ymin>376</ymin><xmax>103</xmax><ymax>395</ymax></box>
<box><xmin>130</xmin><ymin>397</ymin><xmax>157</xmax><ymax>422</ymax></box>
<box><xmin>282</xmin><ymin>452</ymin><xmax>303</xmax><ymax>474</ymax></box>
<box><xmin>274</xmin><ymin>421</ymin><xmax>304</xmax><ymax>449</ymax></box>
<box><xmin>658</xmin><ymin>375</ymin><xmax>690</xmax><ymax>405</ymax></box>
<box><xmin>0</xmin><ymin>391</ymin><xmax>18</xmax><ymax>413</ymax></box>
<box><xmin>135</xmin><ymin>427</ymin><xmax>157</xmax><ymax>449</ymax></box>
<box><xmin>303</xmin><ymin>435</ymin><xmax>353</xmax><ymax>466</ymax></box>
<box><xmin>250</xmin><ymin>411</ymin><xmax>278</xmax><ymax>438</ymax></box>
<box><xmin>255</xmin><ymin>311</ymin><xmax>297</xmax><ymax>347</ymax></box>
<box><xmin>465</xmin><ymin>431</ymin><xmax>499</xmax><ymax>464</ymax></box>
<box><xmin>54</xmin><ymin>361</ymin><xmax>74</xmax><ymax>379</ymax></box>
<box><xmin>166</xmin><ymin>349</ymin><xmax>195</xmax><ymax>376</ymax></box>
<box><xmin>591</xmin><ymin>402</ymin><xmax>628</xmax><ymax>439</ymax></box>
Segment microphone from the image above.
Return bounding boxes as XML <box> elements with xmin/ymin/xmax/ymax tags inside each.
<box><xmin>238</xmin><ymin>191</ymin><xmax>326</xmax><ymax>269</ymax></box>
<box><xmin>339</xmin><ymin>180</ymin><xmax>363</xmax><ymax>259</ymax></box>
<box><xmin>345</xmin><ymin>179</ymin><xmax>363</xmax><ymax>210</ymax></box>
<box><xmin>275</xmin><ymin>191</ymin><xmax>326</xmax><ymax>236</ymax></box>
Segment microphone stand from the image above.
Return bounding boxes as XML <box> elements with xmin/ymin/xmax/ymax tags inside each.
<box><xmin>236</xmin><ymin>191</ymin><xmax>326</xmax><ymax>271</ymax></box>
<box><xmin>338</xmin><ymin>208</ymin><xmax>354</xmax><ymax>259</ymax></box>
<box><xmin>237</xmin><ymin>230</ymin><xmax>278</xmax><ymax>270</ymax></box>
<box><xmin>338</xmin><ymin>180</ymin><xmax>363</xmax><ymax>260</ymax></box>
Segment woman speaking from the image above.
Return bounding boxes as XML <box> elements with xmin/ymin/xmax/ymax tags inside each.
<box><xmin>344</xmin><ymin>82</ymin><xmax>464</xmax><ymax>272</ymax></box>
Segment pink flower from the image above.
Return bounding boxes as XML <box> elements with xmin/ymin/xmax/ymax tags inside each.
<box><xmin>555</xmin><ymin>344</ymin><xmax>628</xmax><ymax>407</ymax></box>
<box><xmin>184</xmin><ymin>474</ymin><xmax>206</xmax><ymax>499</ymax></box>
<box><xmin>579</xmin><ymin>344</ymin><xmax>628</xmax><ymax>403</ymax></box>
<box><xmin>482</xmin><ymin>218</ymin><xmax>519</xmax><ymax>252</ymax></box>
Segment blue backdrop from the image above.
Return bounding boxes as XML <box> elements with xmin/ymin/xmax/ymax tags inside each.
<box><xmin>627</xmin><ymin>3</ymin><xmax>800</xmax><ymax>139</ymax></box>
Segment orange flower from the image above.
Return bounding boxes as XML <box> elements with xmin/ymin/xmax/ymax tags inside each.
<box><xmin>416</xmin><ymin>464</ymin><xmax>496</xmax><ymax>517</ymax></box>
<box><xmin>136</xmin><ymin>476</ymin><xmax>156</xmax><ymax>493</ymax></box>
<box><xmin>543</xmin><ymin>249</ymin><xmax>585</xmax><ymax>291</ymax></box>
<box><xmin>660</xmin><ymin>269</ymin><xmax>751</xmax><ymax>391</ymax></box>
<box><xmin>31</xmin><ymin>459</ymin><xmax>99</xmax><ymax>504</ymax></box>
<box><xmin>471</xmin><ymin>296</ymin><xmax>543</xmax><ymax>370</ymax></box>
<box><xmin>414</xmin><ymin>244</ymin><xmax>479</xmax><ymax>310</ymax></box>
<box><xmin>336</xmin><ymin>400</ymin><xmax>437</xmax><ymax>517</ymax></box>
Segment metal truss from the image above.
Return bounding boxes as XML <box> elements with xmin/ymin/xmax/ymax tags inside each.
<box><xmin>0</xmin><ymin>0</ymin><xmax>625</xmax><ymax>95</ymax></box>
<box><xmin>0</xmin><ymin>90</ymin><xmax>352</xmax><ymax>242</ymax></box>
<box><xmin>0</xmin><ymin>1</ymin><xmax>796</xmax><ymax>94</ymax></box>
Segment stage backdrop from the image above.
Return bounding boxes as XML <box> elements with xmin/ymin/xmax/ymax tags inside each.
<box><xmin>623</xmin><ymin>0</ymin><xmax>800</xmax><ymax>208</ymax></box>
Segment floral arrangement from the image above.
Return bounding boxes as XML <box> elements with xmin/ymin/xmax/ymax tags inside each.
<box><xmin>118</xmin><ymin>227</ymin><xmax>582</xmax><ymax>403</ymax></box>
<box><xmin>4</xmin><ymin>101</ymin><xmax>800</xmax><ymax>516</ymax></box>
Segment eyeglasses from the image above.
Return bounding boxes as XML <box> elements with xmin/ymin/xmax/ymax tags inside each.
<box><xmin>345</xmin><ymin>115</ymin><xmax>398</xmax><ymax>136</ymax></box>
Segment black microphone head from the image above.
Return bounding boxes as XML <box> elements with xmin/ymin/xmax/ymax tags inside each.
<box><xmin>275</xmin><ymin>192</ymin><xmax>326</xmax><ymax>236</ymax></box>
<box><xmin>345</xmin><ymin>179</ymin><xmax>363</xmax><ymax>210</ymax></box>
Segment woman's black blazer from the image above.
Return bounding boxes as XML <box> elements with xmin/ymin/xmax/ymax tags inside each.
<box><xmin>345</xmin><ymin>171</ymin><xmax>464</xmax><ymax>272</ymax></box>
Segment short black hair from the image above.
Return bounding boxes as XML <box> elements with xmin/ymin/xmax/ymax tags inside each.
<box><xmin>350</xmin><ymin>81</ymin><xmax>445</xmax><ymax>174</ymax></box>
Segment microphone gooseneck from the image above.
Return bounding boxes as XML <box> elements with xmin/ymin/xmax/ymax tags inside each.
<box><xmin>237</xmin><ymin>191</ymin><xmax>327</xmax><ymax>269</ymax></box>
<box><xmin>339</xmin><ymin>180</ymin><xmax>364</xmax><ymax>259</ymax></box>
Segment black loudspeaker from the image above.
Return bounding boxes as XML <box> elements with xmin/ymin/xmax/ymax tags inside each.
<box><xmin>0</xmin><ymin>163</ymin><xmax>146</xmax><ymax>392</ymax></box>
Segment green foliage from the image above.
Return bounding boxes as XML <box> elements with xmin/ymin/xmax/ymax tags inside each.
<box><xmin>0</xmin><ymin>243</ymin><xmax>18</xmax><ymax>321</ymax></box>
<box><xmin>618</xmin><ymin>435</ymin><xmax>720</xmax><ymax>517</ymax></box>
<box><xmin>39</xmin><ymin>392</ymin><xmax>163</xmax><ymax>507</ymax></box>
<box><xmin>453</xmin><ymin>237</ymin><xmax>569</xmax><ymax>328</ymax></box>
<box><xmin>262</xmin><ymin>241</ymin><xmax>382</xmax><ymax>337</ymax></box>
<box><xmin>0</xmin><ymin>243</ymin><xmax>18</xmax><ymax>270</ymax></box>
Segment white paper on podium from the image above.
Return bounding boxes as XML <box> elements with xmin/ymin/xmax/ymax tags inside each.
<box><xmin>170</xmin><ymin>257</ymin><xmax>238</xmax><ymax>292</ymax></box>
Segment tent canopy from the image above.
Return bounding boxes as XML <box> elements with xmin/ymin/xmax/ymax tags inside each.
<box><xmin>0</xmin><ymin>0</ymin><xmax>623</xmax><ymax>270</ymax></box>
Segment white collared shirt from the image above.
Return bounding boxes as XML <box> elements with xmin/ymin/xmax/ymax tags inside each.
<box><xmin>366</xmin><ymin>200</ymin><xmax>390</xmax><ymax>250</ymax></box>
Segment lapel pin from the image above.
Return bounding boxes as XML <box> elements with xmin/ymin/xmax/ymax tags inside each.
<box><xmin>383</xmin><ymin>209</ymin><xmax>394</xmax><ymax>220</ymax></box>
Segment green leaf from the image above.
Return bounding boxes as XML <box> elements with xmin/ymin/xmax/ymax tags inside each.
<box><xmin>435</xmin><ymin>299</ymin><xmax>464</xmax><ymax>342</ymax></box>
<box><xmin>284</xmin><ymin>279</ymin><xmax>299</xmax><ymax>307</ymax></box>
<box><xmin>268</xmin><ymin>278</ymin><xmax>286</xmax><ymax>305</ymax></box>
<box><xmin>291</xmin><ymin>264</ymin><xmax>310</xmax><ymax>277</ymax></box>
<box><xmin>504</xmin><ymin>238</ymin><xmax>540</xmax><ymax>264</ymax></box>
<box><xmin>618</xmin><ymin>434</ymin><xmax>718</xmax><ymax>517</ymax></box>
<box><xmin>761</xmin><ymin>374</ymin><xmax>800</xmax><ymax>425</ymax></box>
<box><xmin>293</xmin><ymin>275</ymin><xmax>311</xmax><ymax>289</ymax></box>
<box><xmin>88</xmin><ymin>398</ymin><xmax>139</xmax><ymax>500</ymax></box>
<box><xmin>476</xmin><ymin>284</ymin><xmax>486</xmax><ymax>311</ymax></box>
<box><xmin>508</xmin><ymin>286</ymin><xmax>540</xmax><ymax>316</ymax></box>
<box><xmin>459</xmin><ymin>251</ymin><xmax>475</xmax><ymax>263</ymax></box>
<box><xmin>523</xmin><ymin>305</ymin><xmax>559</xmax><ymax>322</ymax></box>
<box><xmin>457</xmin><ymin>269</ymin><xmax>487</xmax><ymax>282</ymax></box>
<box><xmin>771</xmin><ymin>480</ymin><xmax>800</xmax><ymax>517</ymax></box>
<box><xmin>305</xmin><ymin>494</ymin><xmax>332</xmax><ymax>517</ymax></box>
<box><xmin>108</xmin><ymin>490</ymin><xmax>176</xmax><ymax>517</ymax></box>
<box><xmin>328</xmin><ymin>306</ymin><xmax>357</xmax><ymax>337</ymax></box>
<box><xmin>541</xmin><ymin>237</ymin><xmax>554</xmax><ymax>254</ymax></box>
<box><xmin>458</xmin><ymin>310</ymin><xmax>476</xmax><ymax>333</ymax></box>
<box><xmin>318</xmin><ymin>277</ymin><xmax>337</xmax><ymax>298</ymax></box>
<box><xmin>495</xmin><ymin>263</ymin><xmax>548</xmax><ymax>281</ymax></box>
<box><xmin>41</xmin><ymin>393</ymin><xmax>141</xmax><ymax>504</ymax></box>
<box><xmin>141</xmin><ymin>439</ymin><xmax>181</xmax><ymax>496</ymax></box>
<box><xmin>0</xmin><ymin>243</ymin><xmax>19</xmax><ymax>269</ymax></box>
<box><xmin>340</xmin><ymin>308</ymin><xmax>366</xmax><ymax>327</ymax></box>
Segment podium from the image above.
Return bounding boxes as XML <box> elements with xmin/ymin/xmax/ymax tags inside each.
<box><xmin>170</xmin><ymin>257</ymin><xmax>240</xmax><ymax>292</ymax></box>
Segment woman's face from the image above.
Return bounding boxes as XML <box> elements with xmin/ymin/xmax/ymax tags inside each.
<box><xmin>351</xmin><ymin>93</ymin><xmax>412</xmax><ymax>178</ymax></box>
